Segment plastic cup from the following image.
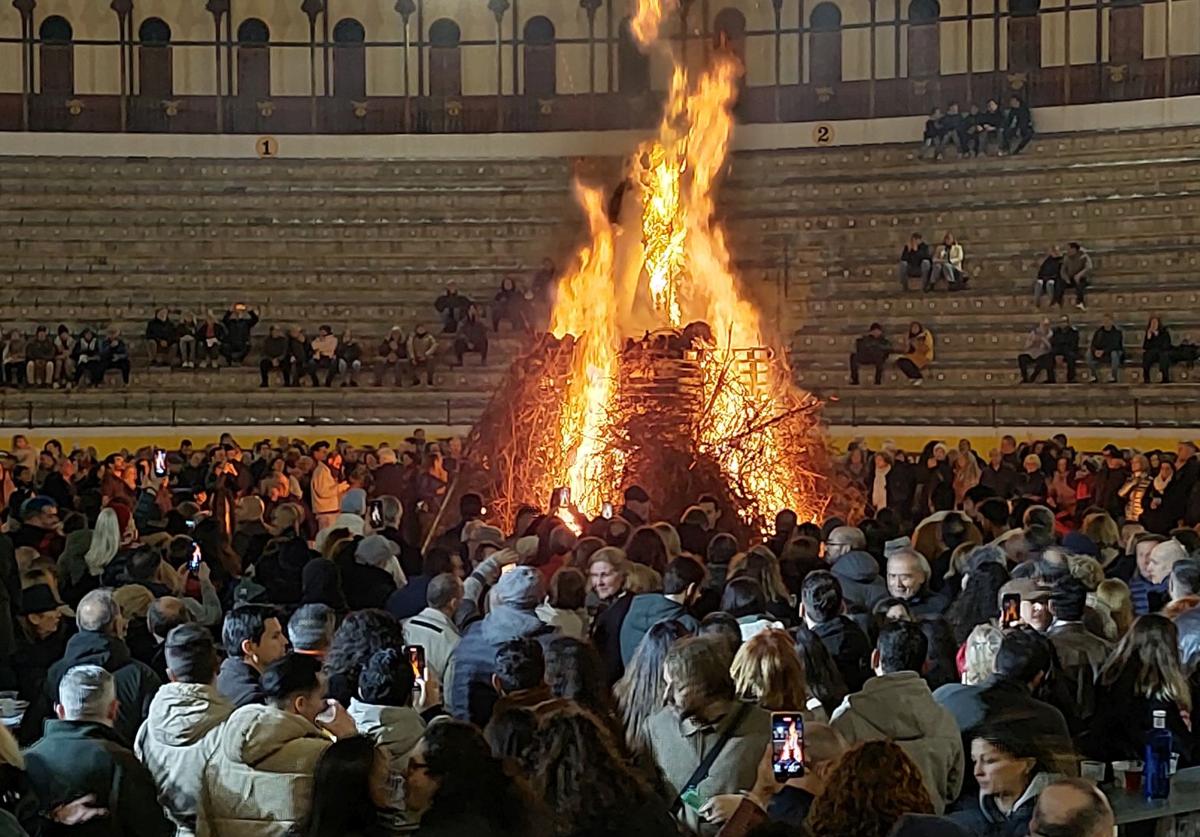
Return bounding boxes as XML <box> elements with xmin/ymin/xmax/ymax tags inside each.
<box><xmin>1124</xmin><ymin>762</ymin><xmax>1144</xmax><ymax>792</ymax></box>
<box><xmin>1080</xmin><ymin>761</ymin><xmax>1106</xmax><ymax>782</ymax></box>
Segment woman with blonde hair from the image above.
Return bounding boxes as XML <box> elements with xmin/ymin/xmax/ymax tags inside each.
<box><xmin>82</xmin><ymin>507</ymin><xmax>122</xmax><ymax>579</ymax></box>
<box><xmin>1095</xmin><ymin>578</ymin><xmax>1135</xmax><ymax>638</ymax></box>
<box><xmin>953</xmin><ymin>448</ymin><xmax>982</xmax><ymax>506</ymax></box>
<box><xmin>731</xmin><ymin>628</ymin><xmax>828</xmax><ymax>721</ymax></box>
<box><xmin>896</xmin><ymin>321</ymin><xmax>934</xmax><ymax>385</ymax></box>
<box><xmin>962</xmin><ymin>623</ymin><xmax>1004</xmax><ymax>685</ymax></box>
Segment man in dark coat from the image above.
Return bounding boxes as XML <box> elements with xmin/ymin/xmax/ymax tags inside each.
<box><xmin>1093</xmin><ymin>445</ymin><xmax>1130</xmax><ymax>519</ymax></box>
<box><xmin>801</xmin><ymin>571</ymin><xmax>871</xmax><ymax>692</ymax></box>
<box><xmin>22</xmin><ymin>664</ymin><xmax>173</xmax><ymax>837</ymax></box>
<box><xmin>23</xmin><ymin>588</ymin><xmax>161</xmax><ymax>748</ymax></box>
<box><xmin>214</xmin><ymin>604</ymin><xmax>287</xmax><ymax>709</ymax></box>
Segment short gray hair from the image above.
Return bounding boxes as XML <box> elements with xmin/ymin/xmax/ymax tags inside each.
<box><xmin>426</xmin><ymin>572</ymin><xmax>464</xmax><ymax>609</ymax></box>
<box><xmin>828</xmin><ymin>526</ymin><xmax>866</xmax><ymax>550</ymax></box>
<box><xmin>287</xmin><ymin>603</ymin><xmax>336</xmax><ymax>652</ymax></box>
<box><xmin>888</xmin><ymin>548</ymin><xmax>931</xmax><ymax>580</ymax></box>
<box><xmin>76</xmin><ymin>588</ymin><xmax>120</xmax><ymax>633</ymax></box>
<box><xmin>58</xmin><ymin>665</ymin><xmax>116</xmax><ymax>722</ymax></box>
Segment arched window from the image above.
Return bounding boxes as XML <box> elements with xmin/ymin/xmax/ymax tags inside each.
<box><xmin>523</xmin><ymin>16</ymin><xmax>556</xmax><ymax>96</ymax></box>
<box><xmin>809</xmin><ymin>3</ymin><xmax>842</xmax><ymax>86</ymax></box>
<box><xmin>907</xmin><ymin>0</ymin><xmax>940</xmax><ymax>78</ymax></box>
<box><xmin>38</xmin><ymin>15</ymin><xmax>74</xmax><ymax>95</ymax></box>
<box><xmin>237</xmin><ymin>18</ymin><xmax>270</xmax><ymax>98</ymax></box>
<box><xmin>137</xmin><ymin>18</ymin><xmax>172</xmax><ymax>98</ymax></box>
<box><xmin>429</xmin><ymin>18</ymin><xmax>462</xmax><ymax>97</ymax></box>
<box><xmin>713</xmin><ymin>8</ymin><xmax>747</xmax><ymax>63</ymax></box>
<box><xmin>333</xmin><ymin>18</ymin><xmax>366</xmax><ymax>98</ymax></box>
<box><xmin>618</xmin><ymin>18</ymin><xmax>650</xmax><ymax>94</ymax></box>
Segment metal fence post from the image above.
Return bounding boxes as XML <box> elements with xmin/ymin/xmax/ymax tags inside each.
<box><xmin>1134</xmin><ymin>398</ymin><xmax>1141</xmax><ymax>429</ymax></box>
<box><xmin>25</xmin><ymin>401</ymin><xmax>33</xmax><ymax>428</ymax></box>
<box><xmin>171</xmin><ymin>400</ymin><xmax>178</xmax><ymax>427</ymax></box>
<box><xmin>445</xmin><ymin>399</ymin><xmax>451</xmax><ymax>426</ymax></box>
<box><xmin>991</xmin><ymin>399</ymin><xmax>998</xmax><ymax>427</ymax></box>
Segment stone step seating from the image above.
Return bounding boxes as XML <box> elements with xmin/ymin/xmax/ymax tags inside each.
<box><xmin>766</xmin><ymin>241</ymin><xmax>1200</xmax><ymax>295</ymax></box>
<box><xmin>793</xmin><ymin>360</ymin><xmax>1200</xmax><ymax>389</ymax></box>
<box><xmin>0</xmin><ymin>157</ymin><xmax>576</xmax><ymax>184</ymax></box>
<box><xmin>0</xmin><ymin>190</ymin><xmax>578</xmax><ymax>217</ymax></box>
<box><xmin>727</xmin><ymin>125</ymin><xmax>1200</xmax><ymax>181</ymax></box>
<box><xmin>815</xmin><ymin>387</ymin><xmax>1192</xmax><ymax>428</ymax></box>
<box><xmin>725</xmin><ymin>191</ymin><xmax>1200</xmax><ymax>244</ymax></box>
<box><xmin>723</xmin><ymin>157</ymin><xmax>1200</xmax><ymax>215</ymax></box>
<box><xmin>0</xmin><ymin>390</ymin><xmax>493</xmax><ymax>428</ymax></box>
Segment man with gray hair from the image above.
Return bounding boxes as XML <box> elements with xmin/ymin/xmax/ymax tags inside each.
<box><xmin>403</xmin><ymin>572</ymin><xmax>464</xmax><ymax>684</ymax></box>
<box><xmin>23</xmin><ymin>665</ymin><xmax>173</xmax><ymax>837</ymax></box>
<box><xmin>24</xmin><ymin>588</ymin><xmax>161</xmax><ymax>747</ymax></box>
<box><xmin>824</xmin><ymin>525</ymin><xmax>888</xmax><ymax>610</ymax></box>
<box><xmin>1028</xmin><ymin>777</ymin><xmax>1114</xmax><ymax>837</ymax></box>
<box><xmin>886</xmin><ymin>548</ymin><xmax>949</xmax><ymax>617</ymax></box>
<box><xmin>287</xmin><ymin>603</ymin><xmax>336</xmax><ymax>660</ymax></box>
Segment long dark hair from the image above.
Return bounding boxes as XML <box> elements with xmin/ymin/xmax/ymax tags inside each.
<box><xmin>792</xmin><ymin>624</ymin><xmax>848</xmax><ymax>715</ymax></box>
<box><xmin>323</xmin><ymin>609</ymin><xmax>403</xmax><ymax>696</ymax></box>
<box><xmin>420</xmin><ymin>720</ymin><xmax>548</xmax><ymax>837</ymax></box>
<box><xmin>545</xmin><ymin>637</ymin><xmax>615</xmax><ymax>720</ymax></box>
<box><xmin>945</xmin><ymin>561</ymin><xmax>1011</xmax><ymax>645</ymax></box>
<box><xmin>531</xmin><ymin>705</ymin><xmax>666</xmax><ymax>837</ymax></box>
<box><xmin>295</xmin><ymin>736</ymin><xmax>381</xmax><ymax>837</ymax></box>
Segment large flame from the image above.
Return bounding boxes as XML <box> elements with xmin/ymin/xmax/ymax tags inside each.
<box><xmin>548</xmin><ymin>5</ymin><xmax>827</xmax><ymax>526</ymax></box>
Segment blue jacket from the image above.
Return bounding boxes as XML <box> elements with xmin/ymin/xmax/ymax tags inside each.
<box><xmin>447</xmin><ymin>604</ymin><xmax>558</xmax><ymax>728</ymax></box>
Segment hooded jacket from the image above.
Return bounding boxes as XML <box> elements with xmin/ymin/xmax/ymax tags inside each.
<box><xmin>812</xmin><ymin>615</ymin><xmax>872</xmax><ymax>693</ymax></box>
<box><xmin>348</xmin><ymin>699</ymin><xmax>425</xmax><ymax>815</ymax></box>
<box><xmin>829</xmin><ymin>550</ymin><xmax>888</xmax><ymax>610</ymax></box>
<box><xmin>402</xmin><ymin>607</ymin><xmax>462</xmax><ymax>684</ymax></box>
<box><xmin>831</xmin><ymin>671</ymin><xmax>965</xmax><ymax>813</ymax></box>
<box><xmin>618</xmin><ymin>593</ymin><xmax>700</xmax><ymax>665</ymax></box>
<box><xmin>949</xmin><ymin>772</ymin><xmax>1058</xmax><ymax>837</ymax></box>
<box><xmin>447</xmin><ymin>604</ymin><xmax>559</xmax><ymax>727</ymax></box>
<box><xmin>23</xmin><ymin>719</ymin><xmax>174</xmax><ymax>837</ymax></box>
<box><xmin>197</xmin><ymin>704</ymin><xmax>330</xmax><ymax>837</ymax></box>
<box><xmin>135</xmin><ymin>682</ymin><xmax>234</xmax><ymax>836</ymax></box>
<box><xmin>216</xmin><ymin>657</ymin><xmax>265</xmax><ymax>709</ymax></box>
<box><xmin>31</xmin><ymin>630</ymin><xmax>160</xmax><ymax>748</ymax></box>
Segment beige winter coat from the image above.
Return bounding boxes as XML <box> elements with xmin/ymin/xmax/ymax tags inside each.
<box><xmin>196</xmin><ymin>704</ymin><xmax>331</xmax><ymax>837</ymax></box>
<box><xmin>135</xmin><ymin>682</ymin><xmax>234</xmax><ymax>837</ymax></box>
<box><xmin>830</xmin><ymin>670</ymin><xmax>964</xmax><ymax>814</ymax></box>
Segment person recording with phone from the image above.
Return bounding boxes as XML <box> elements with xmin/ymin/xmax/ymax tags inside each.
<box><xmin>644</xmin><ymin>635</ymin><xmax>771</xmax><ymax>836</ymax></box>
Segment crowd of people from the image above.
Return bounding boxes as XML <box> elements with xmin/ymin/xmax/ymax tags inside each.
<box><xmin>0</xmin><ymin>268</ymin><xmax>557</xmax><ymax>393</ymax></box>
<box><xmin>1016</xmin><ymin>314</ymin><xmax>1197</xmax><ymax>385</ymax></box>
<box><xmin>1</xmin><ymin>426</ymin><xmax>1196</xmax><ymax>836</ymax></box>
<box><xmin>921</xmin><ymin>96</ymin><xmax>1035</xmax><ymax>160</ymax></box>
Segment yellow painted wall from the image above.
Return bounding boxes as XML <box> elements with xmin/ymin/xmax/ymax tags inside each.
<box><xmin>5</xmin><ymin>0</ymin><xmax>1193</xmax><ymax>97</ymax></box>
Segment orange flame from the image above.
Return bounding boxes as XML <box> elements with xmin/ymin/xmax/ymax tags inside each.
<box><xmin>547</xmin><ymin>7</ymin><xmax>827</xmax><ymax>526</ymax></box>
<box><xmin>630</xmin><ymin>0</ymin><xmax>675</xmax><ymax>46</ymax></box>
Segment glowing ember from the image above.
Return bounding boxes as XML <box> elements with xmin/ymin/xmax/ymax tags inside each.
<box><xmin>545</xmin><ymin>1</ymin><xmax>830</xmax><ymax>528</ymax></box>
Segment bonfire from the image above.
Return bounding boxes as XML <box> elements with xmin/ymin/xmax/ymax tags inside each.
<box><xmin>455</xmin><ymin>0</ymin><xmax>834</xmax><ymax>538</ymax></box>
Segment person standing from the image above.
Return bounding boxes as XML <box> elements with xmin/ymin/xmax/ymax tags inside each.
<box><xmin>22</xmin><ymin>665</ymin><xmax>173</xmax><ymax>837</ymax></box>
<box><xmin>310</xmin><ymin>441</ymin><xmax>348</xmax><ymax>531</ymax></box>
<box><xmin>1142</xmin><ymin>316</ymin><xmax>1173</xmax><ymax>383</ymax></box>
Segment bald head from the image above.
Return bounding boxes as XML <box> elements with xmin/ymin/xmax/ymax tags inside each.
<box><xmin>148</xmin><ymin>596</ymin><xmax>193</xmax><ymax>642</ymax></box>
<box><xmin>1147</xmin><ymin>539</ymin><xmax>1189</xmax><ymax>584</ymax></box>
<box><xmin>77</xmin><ymin>589</ymin><xmax>121</xmax><ymax>635</ymax></box>
<box><xmin>1029</xmin><ymin>779</ymin><xmax>1114</xmax><ymax>837</ymax></box>
<box><xmin>825</xmin><ymin>526</ymin><xmax>865</xmax><ymax>562</ymax></box>
<box><xmin>803</xmin><ymin>722</ymin><xmax>847</xmax><ymax>768</ymax></box>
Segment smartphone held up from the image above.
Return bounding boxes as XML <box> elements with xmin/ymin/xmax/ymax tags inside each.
<box><xmin>771</xmin><ymin>713</ymin><xmax>805</xmax><ymax>782</ymax></box>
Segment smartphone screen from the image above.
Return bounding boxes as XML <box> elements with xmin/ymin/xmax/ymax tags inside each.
<box><xmin>188</xmin><ymin>544</ymin><xmax>203</xmax><ymax>573</ymax></box>
<box><xmin>406</xmin><ymin>645</ymin><xmax>426</xmax><ymax>682</ymax></box>
<box><xmin>771</xmin><ymin>713</ymin><xmax>805</xmax><ymax>782</ymax></box>
<box><xmin>153</xmin><ymin>449</ymin><xmax>167</xmax><ymax>478</ymax></box>
<box><xmin>1001</xmin><ymin>593</ymin><xmax>1021</xmax><ymax>627</ymax></box>
<box><xmin>551</xmin><ymin>486</ymin><xmax>570</xmax><ymax>509</ymax></box>
<box><xmin>368</xmin><ymin>501</ymin><xmax>383</xmax><ymax>528</ymax></box>
<box><xmin>601</xmin><ymin>501</ymin><xmax>614</xmax><ymax>520</ymax></box>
